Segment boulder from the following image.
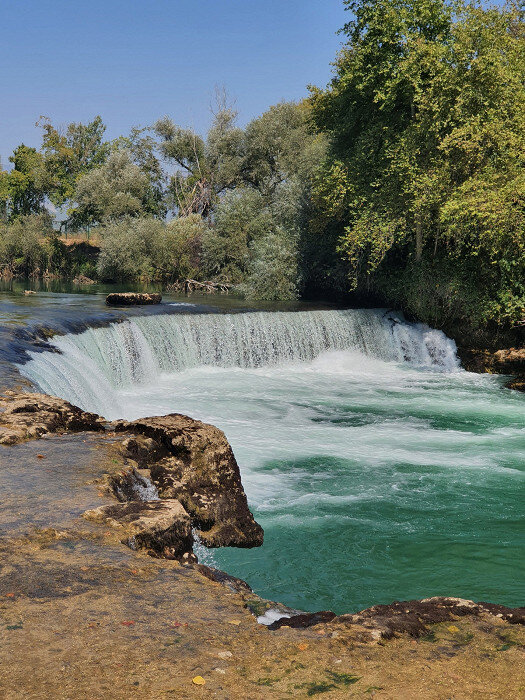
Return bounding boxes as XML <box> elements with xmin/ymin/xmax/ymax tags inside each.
<box><xmin>72</xmin><ymin>275</ymin><xmax>95</xmax><ymax>285</ymax></box>
<box><xmin>105</xmin><ymin>292</ymin><xmax>161</xmax><ymax>306</ymax></box>
<box><xmin>83</xmin><ymin>499</ymin><xmax>193</xmax><ymax>559</ymax></box>
<box><xmin>114</xmin><ymin>414</ymin><xmax>264</xmax><ymax>548</ymax></box>
<box><xmin>506</xmin><ymin>375</ymin><xmax>525</xmax><ymax>392</ymax></box>
<box><xmin>458</xmin><ymin>347</ymin><xmax>525</xmax><ymax>392</ymax></box>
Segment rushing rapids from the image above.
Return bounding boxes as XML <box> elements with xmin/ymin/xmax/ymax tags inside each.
<box><xmin>15</xmin><ymin>308</ymin><xmax>524</xmax><ymax>614</ymax></box>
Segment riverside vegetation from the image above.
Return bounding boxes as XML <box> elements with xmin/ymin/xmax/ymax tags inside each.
<box><xmin>1</xmin><ymin>0</ymin><xmax>524</xmax><ymax>346</ymax></box>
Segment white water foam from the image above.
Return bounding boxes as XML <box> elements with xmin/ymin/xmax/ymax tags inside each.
<box><xmin>19</xmin><ymin>309</ymin><xmax>459</xmax><ymax>416</ymax></box>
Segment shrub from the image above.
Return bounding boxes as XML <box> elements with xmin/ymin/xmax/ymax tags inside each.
<box><xmin>244</xmin><ymin>227</ymin><xmax>299</xmax><ymax>301</ymax></box>
<box><xmin>0</xmin><ymin>213</ymin><xmax>54</xmax><ymax>276</ymax></box>
<box><xmin>154</xmin><ymin>214</ymin><xmax>209</xmax><ymax>281</ymax></box>
<box><xmin>202</xmin><ymin>189</ymin><xmax>269</xmax><ymax>283</ymax></box>
<box><xmin>96</xmin><ymin>217</ymin><xmax>163</xmax><ymax>281</ymax></box>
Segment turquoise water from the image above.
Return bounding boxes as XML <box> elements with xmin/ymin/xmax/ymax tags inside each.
<box><xmin>19</xmin><ymin>310</ymin><xmax>525</xmax><ymax>614</ymax></box>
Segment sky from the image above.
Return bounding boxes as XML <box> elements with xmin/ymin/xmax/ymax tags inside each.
<box><xmin>0</xmin><ymin>0</ymin><xmax>348</xmax><ymax>166</ymax></box>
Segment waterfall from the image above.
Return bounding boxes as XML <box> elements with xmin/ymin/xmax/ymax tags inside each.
<box><xmin>18</xmin><ymin>309</ymin><xmax>459</xmax><ymax>416</ymax></box>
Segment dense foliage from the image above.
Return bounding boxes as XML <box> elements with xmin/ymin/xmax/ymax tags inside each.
<box><xmin>310</xmin><ymin>0</ymin><xmax>525</xmax><ymax>340</ymax></box>
<box><xmin>1</xmin><ymin>0</ymin><xmax>523</xmax><ymax>341</ymax></box>
<box><xmin>1</xmin><ymin>100</ymin><xmax>325</xmax><ymax>301</ymax></box>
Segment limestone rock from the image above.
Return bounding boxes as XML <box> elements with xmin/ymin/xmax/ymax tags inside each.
<box><xmin>114</xmin><ymin>414</ymin><xmax>264</xmax><ymax>548</ymax></box>
<box><xmin>83</xmin><ymin>499</ymin><xmax>193</xmax><ymax>559</ymax></box>
<box><xmin>505</xmin><ymin>375</ymin><xmax>525</xmax><ymax>392</ymax></box>
<box><xmin>72</xmin><ymin>275</ymin><xmax>95</xmax><ymax>285</ymax></box>
<box><xmin>0</xmin><ymin>392</ymin><xmax>105</xmax><ymax>445</ymax></box>
<box><xmin>109</xmin><ymin>466</ymin><xmax>159</xmax><ymax>502</ymax></box>
<box><xmin>105</xmin><ymin>292</ymin><xmax>161</xmax><ymax>306</ymax></box>
<box><xmin>332</xmin><ymin>597</ymin><xmax>525</xmax><ymax>640</ymax></box>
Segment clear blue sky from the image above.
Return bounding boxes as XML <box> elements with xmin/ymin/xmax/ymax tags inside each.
<box><xmin>0</xmin><ymin>0</ymin><xmax>348</xmax><ymax>164</ymax></box>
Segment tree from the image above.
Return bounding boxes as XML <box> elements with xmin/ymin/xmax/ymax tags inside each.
<box><xmin>38</xmin><ymin>115</ymin><xmax>110</xmax><ymax>208</ymax></box>
<box><xmin>113</xmin><ymin>127</ymin><xmax>167</xmax><ymax>217</ymax></box>
<box><xmin>311</xmin><ymin>0</ymin><xmax>525</xmax><ymax>335</ymax></box>
<box><xmin>242</xmin><ymin>101</ymin><xmax>325</xmax><ymax>197</ymax></box>
<box><xmin>72</xmin><ymin>150</ymin><xmax>152</xmax><ymax>226</ymax></box>
<box><xmin>0</xmin><ymin>213</ymin><xmax>55</xmax><ymax>276</ymax></box>
<box><xmin>96</xmin><ymin>217</ymin><xmax>163</xmax><ymax>281</ymax></box>
<box><xmin>0</xmin><ymin>145</ymin><xmax>49</xmax><ymax>220</ymax></box>
<box><xmin>154</xmin><ymin>105</ymin><xmax>243</xmax><ymax>218</ymax></box>
<box><xmin>154</xmin><ymin>214</ymin><xmax>210</xmax><ymax>281</ymax></box>
<box><xmin>202</xmin><ymin>189</ymin><xmax>269</xmax><ymax>282</ymax></box>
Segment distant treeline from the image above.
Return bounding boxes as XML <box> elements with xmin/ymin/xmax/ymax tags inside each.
<box><xmin>1</xmin><ymin>0</ymin><xmax>524</xmax><ymax>343</ymax></box>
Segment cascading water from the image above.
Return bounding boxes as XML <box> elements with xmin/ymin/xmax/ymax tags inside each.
<box><xmin>19</xmin><ymin>309</ymin><xmax>459</xmax><ymax>415</ymax></box>
<box><xmin>17</xmin><ymin>308</ymin><xmax>524</xmax><ymax>614</ymax></box>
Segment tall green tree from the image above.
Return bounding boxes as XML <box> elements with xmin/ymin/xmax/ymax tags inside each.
<box><xmin>38</xmin><ymin>115</ymin><xmax>110</xmax><ymax>208</ymax></box>
<box><xmin>311</xmin><ymin>0</ymin><xmax>525</xmax><ymax>334</ymax></box>
<box><xmin>0</xmin><ymin>145</ymin><xmax>49</xmax><ymax>220</ymax></box>
<box><xmin>154</xmin><ymin>106</ymin><xmax>243</xmax><ymax>218</ymax></box>
<box><xmin>72</xmin><ymin>150</ymin><xmax>152</xmax><ymax>226</ymax></box>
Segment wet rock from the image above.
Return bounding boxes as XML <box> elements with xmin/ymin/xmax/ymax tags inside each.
<box><xmin>492</xmin><ymin>347</ymin><xmax>525</xmax><ymax>372</ymax></box>
<box><xmin>505</xmin><ymin>375</ymin><xmax>525</xmax><ymax>391</ymax></box>
<box><xmin>333</xmin><ymin>597</ymin><xmax>525</xmax><ymax>640</ymax></box>
<box><xmin>109</xmin><ymin>466</ymin><xmax>159</xmax><ymax>502</ymax></box>
<box><xmin>268</xmin><ymin>611</ymin><xmax>336</xmax><ymax>631</ymax></box>
<box><xmin>120</xmin><ymin>435</ymin><xmax>167</xmax><ymax>466</ymax></box>
<box><xmin>0</xmin><ymin>393</ymin><xmax>104</xmax><ymax>445</ymax></box>
<box><xmin>195</xmin><ymin>564</ymin><xmax>254</xmax><ymax>595</ymax></box>
<box><xmin>105</xmin><ymin>292</ymin><xmax>161</xmax><ymax>306</ymax></box>
<box><xmin>458</xmin><ymin>347</ymin><xmax>525</xmax><ymax>391</ymax></box>
<box><xmin>83</xmin><ymin>499</ymin><xmax>193</xmax><ymax>559</ymax></box>
<box><xmin>113</xmin><ymin>414</ymin><xmax>264</xmax><ymax>548</ymax></box>
<box><xmin>72</xmin><ymin>275</ymin><xmax>95</xmax><ymax>285</ymax></box>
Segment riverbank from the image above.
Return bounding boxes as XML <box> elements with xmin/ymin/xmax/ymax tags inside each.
<box><xmin>1</xmin><ymin>389</ymin><xmax>524</xmax><ymax>699</ymax></box>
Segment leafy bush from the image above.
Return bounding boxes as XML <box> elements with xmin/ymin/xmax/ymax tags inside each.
<box><xmin>96</xmin><ymin>217</ymin><xmax>163</xmax><ymax>281</ymax></box>
<box><xmin>0</xmin><ymin>213</ymin><xmax>54</xmax><ymax>276</ymax></box>
<box><xmin>202</xmin><ymin>189</ymin><xmax>270</xmax><ymax>283</ymax></box>
<box><xmin>245</xmin><ymin>227</ymin><xmax>299</xmax><ymax>301</ymax></box>
<box><xmin>154</xmin><ymin>214</ymin><xmax>209</xmax><ymax>281</ymax></box>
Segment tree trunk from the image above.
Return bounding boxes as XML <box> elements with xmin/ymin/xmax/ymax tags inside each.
<box><xmin>415</xmin><ymin>217</ymin><xmax>423</xmax><ymax>262</ymax></box>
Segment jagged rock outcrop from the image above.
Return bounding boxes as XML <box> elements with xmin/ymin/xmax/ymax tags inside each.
<box><xmin>105</xmin><ymin>292</ymin><xmax>161</xmax><ymax>306</ymax></box>
<box><xmin>72</xmin><ymin>275</ymin><xmax>95</xmax><ymax>285</ymax></box>
<box><xmin>113</xmin><ymin>414</ymin><xmax>264</xmax><ymax>549</ymax></box>
<box><xmin>0</xmin><ymin>391</ymin><xmax>263</xmax><ymax>558</ymax></box>
<box><xmin>0</xmin><ymin>392</ymin><xmax>104</xmax><ymax>445</ymax></box>
<box><xmin>83</xmin><ymin>499</ymin><xmax>194</xmax><ymax>559</ymax></box>
<box><xmin>269</xmin><ymin>596</ymin><xmax>525</xmax><ymax>638</ymax></box>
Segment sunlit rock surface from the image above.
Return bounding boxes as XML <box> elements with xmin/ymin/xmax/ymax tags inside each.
<box><xmin>0</xmin><ymin>391</ymin><xmax>104</xmax><ymax>445</ymax></box>
<box><xmin>112</xmin><ymin>414</ymin><xmax>264</xmax><ymax>548</ymax></box>
<box><xmin>105</xmin><ymin>292</ymin><xmax>162</xmax><ymax>306</ymax></box>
